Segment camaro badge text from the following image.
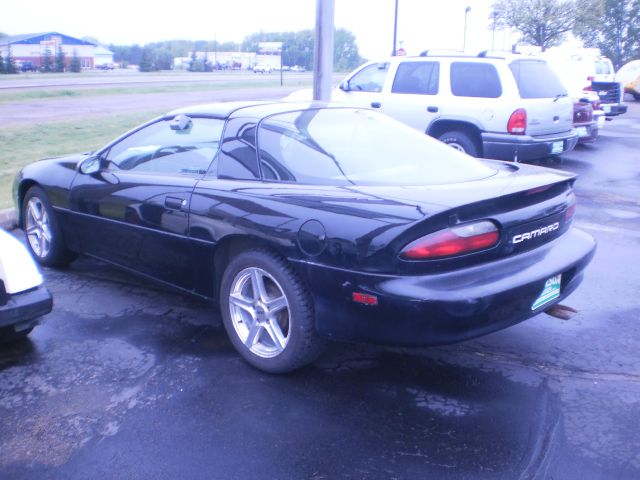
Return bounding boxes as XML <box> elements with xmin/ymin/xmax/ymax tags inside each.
<box><xmin>513</xmin><ymin>222</ymin><xmax>560</xmax><ymax>244</ymax></box>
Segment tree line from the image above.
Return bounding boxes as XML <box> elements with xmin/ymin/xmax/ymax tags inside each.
<box><xmin>110</xmin><ymin>28</ymin><xmax>363</xmax><ymax>72</ymax></box>
<box><xmin>491</xmin><ymin>0</ymin><xmax>640</xmax><ymax>68</ymax></box>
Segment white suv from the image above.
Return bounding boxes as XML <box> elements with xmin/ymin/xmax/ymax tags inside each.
<box><xmin>292</xmin><ymin>54</ymin><xmax>578</xmax><ymax>161</ymax></box>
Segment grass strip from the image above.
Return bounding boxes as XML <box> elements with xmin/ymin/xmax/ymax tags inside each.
<box><xmin>0</xmin><ymin>110</ymin><xmax>166</xmax><ymax>209</ymax></box>
<box><xmin>0</xmin><ymin>79</ymin><xmax>310</xmax><ymax>104</ymax></box>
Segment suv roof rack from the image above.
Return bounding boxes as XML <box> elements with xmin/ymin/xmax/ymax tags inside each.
<box><xmin>477</xmin><ymin>49</ymin><xmax>516</xmax><ymax>59</ymax></box>
<box><xmin>419</xmin><ymin>49</ymin><xmax>469</xmax><ymax>57</ymax></box>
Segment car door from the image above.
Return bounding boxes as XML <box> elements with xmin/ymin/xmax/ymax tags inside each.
<box><xmin>332</xmin><ymin>61</ymin><xmax>391</xmax><ymax>110</ymax></box>
<box><xmin>69</xmin><ymin>116</ymin><xmax>224</xmax><ymax>290</ymax></box>
<box><xmin>378</xmin><ymin>60</ymin><xmax>442</xmax><ymax>132</ymax></box>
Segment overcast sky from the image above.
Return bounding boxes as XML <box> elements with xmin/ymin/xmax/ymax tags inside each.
<box><xmin>6</xmin><ymin>0</ymin><xmax>518</xmax><ymax>58</ymax></box>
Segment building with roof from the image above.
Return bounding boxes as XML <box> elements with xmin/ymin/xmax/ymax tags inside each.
<box><xmin>0</xmin><ymin>32</ymin><xmax>97</xmax><ymax>69</ymax></box>
<box><xmin>93</xmin><ymin>46</ymin><xmax>114</xmax><ymax>67</ymax></box>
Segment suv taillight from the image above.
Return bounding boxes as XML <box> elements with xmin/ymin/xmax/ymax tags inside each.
<box><xmin>399</xmin><ymin>221</ymin><xmax>499</xmax><ymax>260</ymax></box>
<box><xmin>507</xmin><ymin>108</ymin><xmax>527</xmax><ymax>135</ymax></box>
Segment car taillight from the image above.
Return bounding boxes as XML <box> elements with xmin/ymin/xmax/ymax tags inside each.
<box><xmin>565</xmin><ymin>201</ymin><xmax>577</xmax><ymax>221</ymax></box>
<box><xmin>400</xmin><ymin>221</ymin><xmax>499</xmax><ymax>260</ymax></box>
<box><xmin>507</xmin><ymin>108</ymin><xmax>527</xmax><ymax>135</ymax></box>
<box><xmin>592</xmin><ymin>99</ymin><xmax>601</xmax><ymax>110</ymax></box>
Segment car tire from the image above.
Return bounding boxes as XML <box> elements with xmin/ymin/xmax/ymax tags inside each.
<box><xmin>0</xmin><ymin>326</ymin><xmax>33</xmax><ymax>344</ymax></box>
<box><xmin>22</xmin><ymin>186</ymin><xmax>77</xmax><ymax>268</ymax></box>
<box><xmin>438</xmin><ymin>131</ymin><xmax>480</xmax><ymax>157</ymax></box>
<box><xmin>633</xmin><ymin>93</ymin><xmax>640</xmax><ymax>101</ymax></box>
<box><xmin>220</xmin><ymin>248</ymin><xmax>324</xmax><ymax>373</ymax></box>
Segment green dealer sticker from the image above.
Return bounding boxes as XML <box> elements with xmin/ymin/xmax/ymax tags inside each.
<box><xmin>532</xmin><ymin>274</ymin><xmax>562</xmax><ymax>311</ymax></box>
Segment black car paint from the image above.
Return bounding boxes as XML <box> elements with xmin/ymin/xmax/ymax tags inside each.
<box><xmin>14</xmin><ymin>103</ymin><xmax>596</xmax><ymax>347</ymax></box>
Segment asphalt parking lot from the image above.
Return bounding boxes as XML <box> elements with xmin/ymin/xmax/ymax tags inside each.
<box><xmin>1</xmin><ymin>100</ymin><xmax>639</xmax><ymax>479</ymax></box>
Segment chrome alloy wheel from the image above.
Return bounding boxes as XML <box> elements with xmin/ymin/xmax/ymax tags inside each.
<box><xmin>228</xmin><ymin>267</ymin><xmax>291</xmax><ymax>358</ymax></box>
<box><xmin>25</xmin><ymin>197</ymin><xmax>52</xmax><ymax>258</ymax></box>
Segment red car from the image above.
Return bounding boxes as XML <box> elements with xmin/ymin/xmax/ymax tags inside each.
<box><xmin>572</xmin><ymin>100</ymin><xmax>599</xmax><ymax>144</ymax></box>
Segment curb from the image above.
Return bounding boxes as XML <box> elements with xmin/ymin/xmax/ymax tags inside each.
<box><xmin>0</xmin><ymin>208</ymin><xmax>17</xmax><ymax>231</ymax></box>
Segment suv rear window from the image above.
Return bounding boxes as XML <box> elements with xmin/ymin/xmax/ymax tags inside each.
<box><xmin>450</xmin><ymin>62</ymin><xmax>502</xmax><ymax>98</ymax></box>
<box><xmin>391</xmin><ymin>61</ymin><xmax>439</xmax><ymax>95</ymax></box>
<box><xmin>509</xmin><ymin>60</ymin><xmax>567</xmax><ymax>99</ymax></box>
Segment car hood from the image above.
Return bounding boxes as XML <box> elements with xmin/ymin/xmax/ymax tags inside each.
<box><xmin>28</xmin><ymin>153</ymin><xmax>91</xmax><ymax>170</ymax></box>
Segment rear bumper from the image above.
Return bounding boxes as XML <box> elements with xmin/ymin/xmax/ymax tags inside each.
<box><xmin>575</xmin><ymin>120</ymin><xmax>599</xmax><ymax>144</ymax></box>
<box><xmin>0</xmin><ymin>285</ymin><xmax>52</xmax><ymax>330</ymax></box>
<box><xmin>481</xmin><ymin>129</ymin><xmax>579</xmax><ymax>161</ymax></box>
<box><xmin>293</xmin><ymin>228</ymin><xmax>596</xmax><ymax>347</ymax></box>
<box><xmin>602</xmin><ymin>103</ymin><xmax>628</xmax><ymax>116</ymax></box>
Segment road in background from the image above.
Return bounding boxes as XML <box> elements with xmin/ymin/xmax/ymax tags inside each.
<box><xmin>0</xmin><ymin>95</ymin><xmax>639</xmax><ymax>479</ymax></box>
<box><xmin>0</xmin><ymin>70</ymin><xmax>314</xmax><ymax>91</ymax></box>
<box><xmin>0</xmin><ymin>72</ymin><xmax>323</xmax><ymax>127</ymax></box>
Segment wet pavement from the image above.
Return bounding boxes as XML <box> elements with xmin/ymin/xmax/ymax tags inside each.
<box><xmin>1</xmin><ymin>102</ymin><xmax>639</xmax><ymax>479</ymax></box>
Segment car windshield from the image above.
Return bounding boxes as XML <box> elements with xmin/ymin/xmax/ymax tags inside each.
<box><xmin>257</xmin><ymin>108</ymin><xmax>497</xmax><ymax>186</ymax></box>
<box><xmin>509</xmin><ymin>60</ymin><xmax>568</xmax><ymax>99</ymax></box>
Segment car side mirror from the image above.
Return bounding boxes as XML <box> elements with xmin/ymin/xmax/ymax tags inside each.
<box><xmin>170</xmin><ymin>114</ymin><xmax>192</xmax><ymax>131</ymax></box>
<box><xmin>339</xmin><ymin>80</ymin><xmax>350</xmax><ymax>92</ymax></box>
<box><xmin>79</xmin><ymin>155</ymin><xmax>101</xmax><ymax>174</ymax></box>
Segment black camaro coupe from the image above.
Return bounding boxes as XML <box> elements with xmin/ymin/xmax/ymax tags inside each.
<box><xmin>14</xmin><ymin>102</ymin><xmax>596</xmax><ymax>372</ymax></box>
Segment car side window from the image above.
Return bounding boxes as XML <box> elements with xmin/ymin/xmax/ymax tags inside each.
<box><xmin>450</xmin><ymin>62</ymin><xmax>502</xmax><ymax>98</ymax></box>
<box><xmin>215</xmin><ymin>118</ymin><xmax>261</xmax><ymax>180</ymax></box>
<box><xmin>104</xmin><ymin>117</ymin><xmax>224</xmax><ymax>175</ymax></box>
<box><xmin>347</xmin><ymin>63</ymin><xmax>389</xmax><ymax>92</ymax></box>
<box><xmin>391</xmin><ymin>61</ymin><xmax>439</xmax><ymax>95</ymax></box>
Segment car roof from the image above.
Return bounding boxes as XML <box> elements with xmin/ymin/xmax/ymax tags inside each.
<box><xmin>167</xmin><ymin>101</ymin><xmax>345</xmax><ymax>120</ymax></box>
<box><xmin>167</xmin><ymin>101</ymin><xmax>271</xmax><ymax>118</ymax></box>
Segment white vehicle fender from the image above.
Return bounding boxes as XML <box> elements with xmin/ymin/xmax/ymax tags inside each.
<box><xmin>0</xmin><ymin>229</ymin><xmax>43</xmax><ymax>294</ymax></box>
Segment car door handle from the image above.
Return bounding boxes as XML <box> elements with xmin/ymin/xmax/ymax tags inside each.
<box><xmin>371</xmin><ymin>102</ymin><xmax>382</xmax><ymax>108</ymax></box>
<box><xmin>165</xmin><ymin>196</ymin><xmax>187</xmax><ymax>210</ymax></box>
<box><xmin>427</xmin><ymin>106</ymin><xmax>439</xmax><ymax>113</ymax></box>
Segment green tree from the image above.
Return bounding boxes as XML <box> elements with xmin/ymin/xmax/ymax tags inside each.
<box><xmin>55</xmin><ymin>46</ymin><xmax>66</xmax><ymax>72</ymax></box>
<box><xmin>242</xmin><ymin>28</ymin><xmax>362</xmax><ymax>71</ymax></box>
<box><xmin>491</xmin><ymin>0</ymin><xmax>578</xmax><ymax>51</ymax></box>
<box><xmin>574</xmin><ymin>0</ymin><xmax>640</xmax><ymax>68</ymax></box>
<box><xmin>41</xmin><ymin>47</ymin><xmax>53</xmax><ymax>72</ymax></box>
<box><xmin>138</xmin><ymin>47</ymin><xmax>155</xmax><ymax>72</ymax></box>
<box><xmin>0</xmin><ymin>53</ymin><xmax>5</xmax><ymax>74</ymax></box>
<box><xmin>5</xmin><ymin>45</ymin><xmax>17</xmax><ymax>73</ymax></box>
<box><xmin>334</xmin><ymin>28</ymin><xmax>363</xmax><ymax>71</ymax></box>
<box><xmin>188</xmin><ymin>51</ymin><xmax>203</xmax><ymax>72</ymax></box>
<box><xmin>153</xmin><ymin>48</ymin><xmax>174</xmax><ymax>70</ymax></box>
<box><xmin>70</xmin><ymin>49</ymin><xmax>81</xmax><ymax>73</ymax></box>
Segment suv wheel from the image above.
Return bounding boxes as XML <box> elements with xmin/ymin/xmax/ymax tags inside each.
<box><xmin>438</xmin><ymin>131</ymin><xmax>480</xmax><ymax>157</ymax></box>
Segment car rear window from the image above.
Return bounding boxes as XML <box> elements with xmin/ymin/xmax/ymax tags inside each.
<box><xmin>450</xmin><ymin>62</ymin><xmax>502</xmax><ymax>98</ymax></box>
<box><xmin>509</xmin><ymin>60</ymin><xmax>567</xmax><ymax>99</ymax></box>
<box><xmin>257</xmin><ymin>109</ymin><xmax>496</xmax><ymax>186</ymax></box>
<box><xmin>594</xmin><ymin>60</ymin><xmax>612</xmax><ymax>75</ymax></box>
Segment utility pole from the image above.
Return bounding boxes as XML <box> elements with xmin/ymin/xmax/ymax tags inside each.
<box><xmin>313</xmin><ymin>0</ymin><xmax>335</xmax><ymax>101</ymax></box>
<box><xmin>392</xmin><ymin>0</ymin><xmax>399</xmax><ymax>56</ymax></box>
<box><xmin>463</xmin><ymin>6</ymin><xmax>471</xmax><ymax>52</ymax></box>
